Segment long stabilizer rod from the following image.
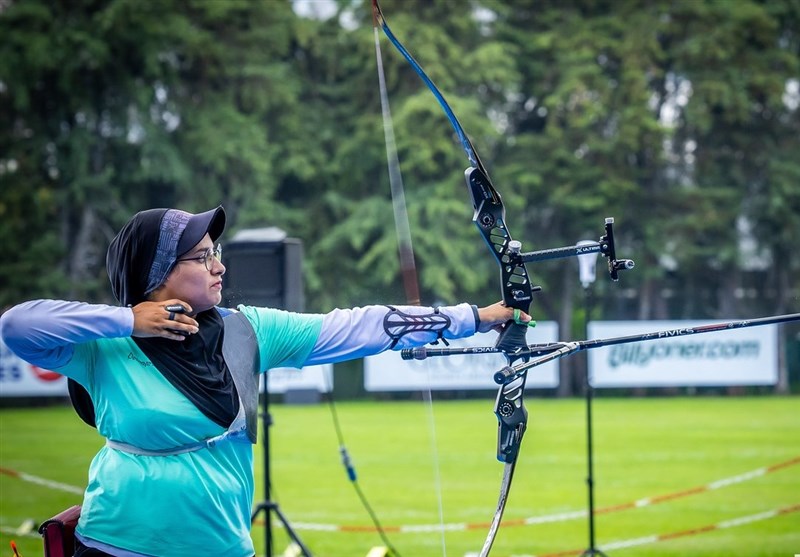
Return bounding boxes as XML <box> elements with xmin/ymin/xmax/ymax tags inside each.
<box><xmin>492</xmin><ymin>312</ymin><xmax>800</xmax><ymax>384</ymax></box>
<box><xmin>402</xmin><ymin>312</ymin><xmax>800</xmax><ymax>384</ymax></box>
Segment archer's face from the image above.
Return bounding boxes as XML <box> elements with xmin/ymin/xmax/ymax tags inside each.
<box><xmin>155</xmin><ymin>234</ymin><xmax>226</xmax><ymax>314</ymax></box>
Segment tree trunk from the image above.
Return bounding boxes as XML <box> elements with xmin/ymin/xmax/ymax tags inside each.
<box><xmin>68</xmin><ymin>206</ymin><xmax>99</xmax><ymax>299</ymax></box>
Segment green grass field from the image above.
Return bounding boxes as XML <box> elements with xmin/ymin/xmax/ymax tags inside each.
<box><xmin>1</xmin><ymin>396</ymin><xmax>798</xmax><ymax>556</ymax></box>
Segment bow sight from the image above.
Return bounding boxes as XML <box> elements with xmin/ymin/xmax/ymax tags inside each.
<box><xmin>512</xmin><ymin>217</ymin><xmax>635</xmax><ymax>281</ymax></box>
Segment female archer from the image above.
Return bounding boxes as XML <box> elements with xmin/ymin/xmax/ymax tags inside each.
<box><xmin>0</xmin><ymin>205</ymin><xmax>529</xmax><ymax>557</ymax></box>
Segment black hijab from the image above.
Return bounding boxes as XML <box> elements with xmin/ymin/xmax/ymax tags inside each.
<box><xmin>106</xmin><ymin>208</ymin><xmax>165</xmax><ymax>308</ymax></box>
<box><xmin>106</xmin><ymin>207</ymin><xmax>226</xmax><ymax>307</ymax></box>
<box><xmin>133</xmin><ymin>311</ymin><xmax>239</xmax><ymax>429</ymax></box>
<box><xmin>72</xmin><ymin>207</ymin><xmax>237</xmax><ymax>429</ymax></box>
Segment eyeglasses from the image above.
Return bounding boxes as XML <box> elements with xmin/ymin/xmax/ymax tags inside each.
<box><xmin>176</xmin><ymin>244</ymin><xmax>222</xmax><ymax>272</ymax></box>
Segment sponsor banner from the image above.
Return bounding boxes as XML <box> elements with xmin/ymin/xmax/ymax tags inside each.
<box><xmin>0</xmin><ymin>339</ymin><xmax>69</xmax><ymax>397</ymax></box>
<box><xmin>262</xmin><ymin>364</ymin><xmax>333</xmax><ymax>394</ymax></box>
<box><xmin>588</xmin><ymin>320</ymin><xmax>778</xmax><ymax>387</ymax></box>
<box><xmin>364</xmin><ymin>322</ymin><xmax>559</xmax><ymax>391</ymax></box>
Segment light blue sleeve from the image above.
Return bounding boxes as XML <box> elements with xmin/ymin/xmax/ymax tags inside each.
<box><xmin>0</xmin><ymin>300</ymin><xmax>133</xmax><ymax>373</ymax></box>
<box><xmin>305</xmin><ymin>303</ymin><xmax>478</xmax><ymax>365</ymax></box>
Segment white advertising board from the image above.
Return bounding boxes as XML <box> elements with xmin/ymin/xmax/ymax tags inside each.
<box><xmin>0</xmin><ymin>338</ymin><xmax>69</xmax><ymax>397</ymax></box>
<box><xmin>364</xmin><ymin>322</ymin><xmax>559</xmax><ymax>391</ymax></box>
<box><xmin>262</xmin><ymin>364</ymin><xmax>333</xmax><ymax>394</ymax></box>
<box><xmin>587</xmin><ymin>320</ymin><xmax>779</xmax><ymax>387</ymax></box>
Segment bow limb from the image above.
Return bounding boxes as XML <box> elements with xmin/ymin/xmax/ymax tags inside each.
<box><xmin>480</xmin><ymin>461</ymin><xmax>518</xmax><ymax>557</ymax></box>
<box><xmin>373</xmin><ymin>2</ymin><xmax>535</xmax><ymax>553</ymax></box>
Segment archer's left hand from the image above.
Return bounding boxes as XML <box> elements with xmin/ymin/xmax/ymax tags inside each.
<box><xmin>476</xmin><ymin>302</ymin><xmax>533</xmax><ymax>333</ymax></box>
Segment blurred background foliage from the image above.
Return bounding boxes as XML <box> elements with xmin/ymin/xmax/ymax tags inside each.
<box><xmin>1</xmin><ymin>0</ymin><xmax>798</xmax><ymax>339</ymax></box>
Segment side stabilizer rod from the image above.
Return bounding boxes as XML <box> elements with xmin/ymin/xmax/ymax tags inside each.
<box><xmin>493</xmin><ymin>312</ymin><xmax>800</xmax><ymax>384</ymax></box>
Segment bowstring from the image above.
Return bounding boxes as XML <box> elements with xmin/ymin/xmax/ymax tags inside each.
<box><xmin>373</xmin><ymin>25</ymin><xmax>420</xmax><ymax>307</ymax></box>
<box><xmin>374</xmin><ymin>18</ymin><xmax>449</xmax><ymax>557</ymax></box>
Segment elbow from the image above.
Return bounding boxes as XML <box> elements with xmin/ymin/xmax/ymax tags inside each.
<box><xmin>1</xmin><ymin>304</ymin><xmax>26</xmax><ymax>347</ymax></box>
<box><xmin>1</xmin><ymin>300</ymin><xmax>75</xmax><ymax>369</ymax></box>
<box><xmin>0</xmin><ymin>302</ymin><xmax>41</xmax><ymax>356</ymax></box>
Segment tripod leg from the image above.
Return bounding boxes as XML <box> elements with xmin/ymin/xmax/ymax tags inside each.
<box><xmin>250</xmin><ymin>502</ymin><xmax>275</xmax><ymax>557</ymax></box>
<box><xmin>580</xmin><ymin>550</ymin><xmax>610</xmax><ymax>556</ymax></box>
<box><xmin>272</xmin><ymin>504</ymin><xmax>313</xmax><ymax>557</ymax></box>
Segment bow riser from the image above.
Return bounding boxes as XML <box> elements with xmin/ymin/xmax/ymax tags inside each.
<box><xmin>494</xmin><ymin>373</ymin><xmax>529</xmax><ymax>463</ymax></box>
<box><xmin>467</xmin><ymin>167</ymin><xmax>530</xmax><ymax>319</ymax></box>
<box><xmin>468</xmin><ymin>168</ymin><xmax>532</xmax><ymax>308</ymax></box>
<box><xmin>467</xmin><ymin>166</ymin><xmax>534</xmax><ymax>362</ymax></box>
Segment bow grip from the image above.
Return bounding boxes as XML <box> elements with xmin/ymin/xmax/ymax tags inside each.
<box><xmin>494</xmin><ymin>321</ymin><xmax>531</xmax><ymax>364</ymax></box>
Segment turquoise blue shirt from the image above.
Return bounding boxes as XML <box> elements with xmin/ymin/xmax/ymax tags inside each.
<box><xmin>1</xmin><ymin>299</ymin><xmax>477</xmax><ymax>556</ymax></box>
<box><xmin>55</xmin><ymin>306</ymin><xmax>322</xmax><ymax>557</ymax></box>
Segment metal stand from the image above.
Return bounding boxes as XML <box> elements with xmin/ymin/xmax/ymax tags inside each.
<box><xmin>580</xmin><ymin>285</ymin><xmax>608</xmax><ymax>557</ymax></box>
<box><xmin>580</xmin><ymin>379</ymin><xmax>608</xmax><ymax>556</ymax></box>
<box><xmin>250</xmin><ymin>375</ymin><xmax>312</xmax><ymax>557</ymax></box>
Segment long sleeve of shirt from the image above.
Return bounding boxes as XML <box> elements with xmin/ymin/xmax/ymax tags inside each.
<box><xmin>0</xmin><ymin>300</ymin><xmax>134</xmax><ymax>368</ymax></box>
<box><xmin>1</xmin><ymin>299</ymin><xmax>481</xmax><ymax>370</ymax></box>
<box><xmin>304</xmin><ymin>303</ymin><xmax>479</xmax><ymax>365</ymax></box>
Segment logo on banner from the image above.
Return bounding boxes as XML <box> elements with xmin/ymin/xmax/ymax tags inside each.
<box><xmin>608</xmin><ymin>340</ymin><xmax>760</xmax><ymax>368</ymax></box>
<box><xmin>30</xmin><ymin>365</ymin><xmax>63</xmax><ymax>382</ymax></box>
<box><xmin>0</xmin><ymin>346</ymin><xmax>24</xmax><ymax>381</ymax></box>
<box><xmin>588</xmin><ymin>320</ymin><xmax>778</xmax><ymax>388</ymax></box>
<box><xmin>1</xmin><ymin>338</ymin><xmax>69</xmax><ymax>396</ymax></box>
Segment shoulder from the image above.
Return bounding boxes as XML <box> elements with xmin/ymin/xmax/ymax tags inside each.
<box><xmin>215</xmin><ymin>306</ymin><xmax>237</xmax><ymax>318</ymax></box>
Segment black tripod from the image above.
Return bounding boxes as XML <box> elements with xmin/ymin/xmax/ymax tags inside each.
<box><xmin>250</xmin><ymin>374</ymin><xmax>312</xmax><ymax>557</ymax></box>
<box><xmin>580</xmin><ymin>377</ymin><xmax>608</xmax><ymax>556</ymax></box>
<box><xmin>580</xmin><ymin>286</ymin><xmax>608</xmax><ymax>557</ymax></box>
